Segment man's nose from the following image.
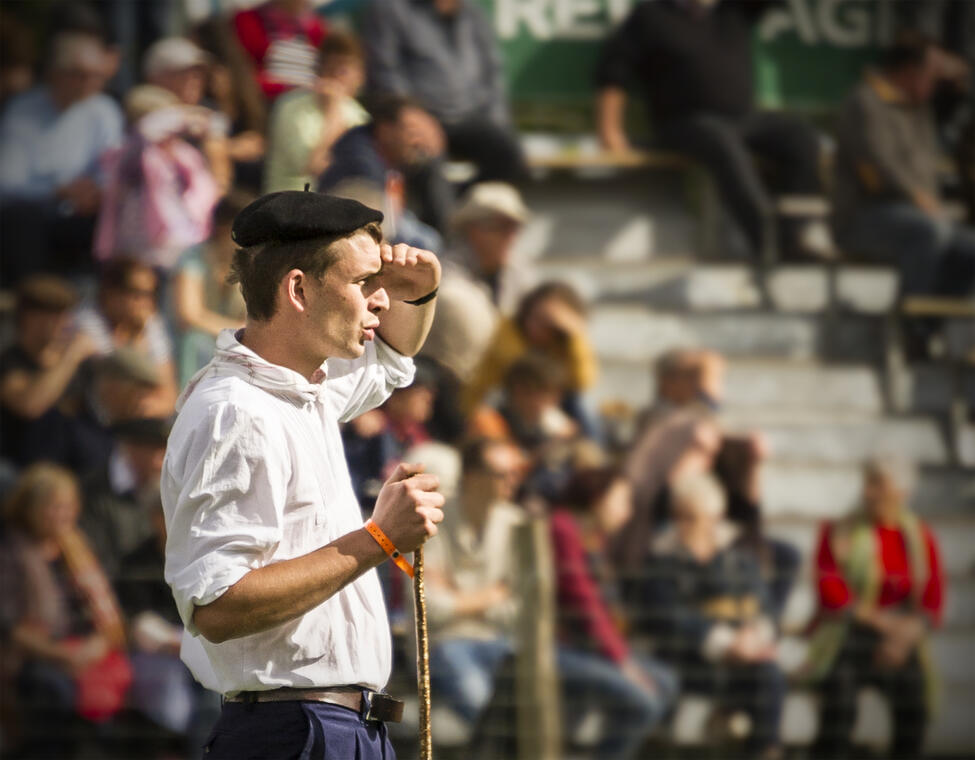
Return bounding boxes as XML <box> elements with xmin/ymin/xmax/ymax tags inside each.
<box><xmin>369</xmin><ymin>287</ymin><xmax>391</xmax><ymax>313</ymax></box>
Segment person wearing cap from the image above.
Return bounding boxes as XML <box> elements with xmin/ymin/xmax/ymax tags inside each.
<box><xmin>0</xmin><ymin>275</ymin><xmax>98</xmax><ymax>470</ymax></box>
<box><xmin>143</xmin><ymin>36</ymin><xmax>237</xmax><ymax>193</ymax></box>
<box><xmin>0</xmin><ymin>32</ymin><xmax>123</xmax><ymax>283</ymax></box>
<box><xmin>94</xmin><ymin>84</ymin><xmax>221</xmax><ymax>270</ymax></box>
<box><xmin>161</xmin><ymin>190</ymin><xmax>445</xmax><ymax>758</ymax></box>
<box><xmin>420</xmin><ymin>182</ymin><xmax>534</xmax><ymax>386</ymax></box>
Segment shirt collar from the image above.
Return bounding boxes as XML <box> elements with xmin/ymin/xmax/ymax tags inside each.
<box><xmin>177</xmin><ymin>328</ymin><xmax>328</xmax><ymax>410</ymax></box>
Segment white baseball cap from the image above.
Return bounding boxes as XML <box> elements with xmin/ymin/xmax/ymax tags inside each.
<box><xmin>143</xmin><ymin>37</ymin><xmax>209</xmax><ymax>78</ymax></box>
<box><xmin>450</xmin><ymin>182</ymin><xmax>530</xmax><ymax>229</ymax></box>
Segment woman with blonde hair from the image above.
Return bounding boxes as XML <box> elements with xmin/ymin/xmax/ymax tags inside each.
<box><xmin>0</xmin><ymin>464</ymin><xmax>130</xmax><ymax>758</ymax></box>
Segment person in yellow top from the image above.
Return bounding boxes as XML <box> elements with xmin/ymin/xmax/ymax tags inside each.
<box><xmin>463</xmin><ymin>281</ymin><xmax>600</xmax><ymax>439</ymax></box>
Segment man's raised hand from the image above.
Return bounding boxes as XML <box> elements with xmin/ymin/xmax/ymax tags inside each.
<box><xmin>371</xmin><ymin>462</ymin><xmax>445</xmax><ymax>553</ymax></box>
<box><xmin>378</xmin><ymin>243</ymin><xmax>441</xmax><ymax>303</ymax></box>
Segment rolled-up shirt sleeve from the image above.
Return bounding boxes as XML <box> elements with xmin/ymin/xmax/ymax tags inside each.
<box><xmin>326</xmin><ymin>336</ymin><xmax>416</xmax><ymax>423</ymax></box>
<box><xmin>163</xmin><ymin>400</ymin><xmax>290</xmax><ymax>636</ymax></box>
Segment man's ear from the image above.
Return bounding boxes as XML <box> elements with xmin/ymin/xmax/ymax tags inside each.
<box><xmin>282</xmin><ymin>269</ymin><xmax>308</xmax><ymax>314</ymax></box>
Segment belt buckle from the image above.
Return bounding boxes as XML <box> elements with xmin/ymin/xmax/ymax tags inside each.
<box><xmin>364</xmin><ymin>692</ymin><xmax>405</xmax><ymax>724</ymax></box>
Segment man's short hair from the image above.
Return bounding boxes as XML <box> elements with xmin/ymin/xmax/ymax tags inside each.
<box><xmin>16</xmin><ymin>274</ymin><xmax>78</xmax><ymax>315</ymax></box>
<box><xmin>514</xmin><ymin>281</ymin><xmax>586</xmax><ymax>333</ymax></box>
<box><xmin>461</xmin><ymin>436</ymin><xmax>514</xmax><ymax>474</ymax></box>
<box><xmin>99</xmin><ymin>257</ymin><xmax>156</xmax><ymax>293</ymax></box>
<box><xmin>366</xmin><ymin>94</ymin><xmax>424</xmax><ymax>126</ymax></box>
<box><xmin>502</xmin><ymin>354</ymin><xmax>566</xmax><ymax>394</ymax></box>
<box><xmin>882</xmin><ymin>31</ymin><xmax>935</xmax><ymax>72</ymax></box>
<box><xmin>559</xmin><ymin>465</ymin><xmax>623</xmax><ymax>514</ymax></box>
<box><xmin>318</xmin><ymin>30</ymin><xmax>363</xmax><ymax>66</ymax></box>
<box><xmin>229</xmin><ymin>223</ymin><xmax>382</xmax><ymax>322</ymax></box>
<box><xmin>655</xmin><ymin>348</ymin><xmax>699</xmax><ymax>382</ymax></box>
<box><xmin>49</xmin><ymin>31</ymin><xmax>105</xmax><ymax>72</ymax></box>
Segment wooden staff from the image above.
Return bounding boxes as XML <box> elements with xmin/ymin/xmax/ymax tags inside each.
<box><xmin>414</xmin><ymin>546</ymin><xmax>433</xmax><ymax>760</ymax></box>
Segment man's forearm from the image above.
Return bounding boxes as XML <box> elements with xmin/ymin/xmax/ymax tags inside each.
<box><xmin>192</xmin><ymin>527</ymin><xmax>387</xmax><ymax>643</ymax></box>
<box><xmin>596</xmin><ymin>87</ymin><xmax>629</xmax><ymax>151</ymax></box>
<box><xmin>377</xmin><ymin>297</ymin><xmax>437</xmax><ymax>358</ymax></box>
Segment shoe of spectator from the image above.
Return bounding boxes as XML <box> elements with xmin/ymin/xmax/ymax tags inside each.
<box><xmin>795</xmin><ymin>219</ymin><xmax>839</xmax><ymax>261</ymax></box>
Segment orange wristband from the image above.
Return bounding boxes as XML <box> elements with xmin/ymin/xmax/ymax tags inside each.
<box><xmin>364</xmin><ymin>519</ymin><xmax>414</xmax><ymax>578</ymax></box>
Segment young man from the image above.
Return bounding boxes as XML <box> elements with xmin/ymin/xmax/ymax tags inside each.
<box><xmin>161</xmin><ymin>191</ymin><xmax>445</xmax><ymax>758</ymax></box>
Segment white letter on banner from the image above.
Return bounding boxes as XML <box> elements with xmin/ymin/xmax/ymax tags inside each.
<box><xmin>496</xmin><ymin>0</ymin><xmax>552</xmax><ymax>40</ymax></box>
<box><xmin>818</xmin><ymin>0</ymin><xmax>871</xmax><ymax>48</ymax></box>
<box><xmin>606</xmin><ymin>0</ymin><xmax>633</xmax><ymax>26</ymax></box>
<box><xmin>554</xmin><ymin>0</ymin><xmax>605</xmax><ymax>40</ymax></box>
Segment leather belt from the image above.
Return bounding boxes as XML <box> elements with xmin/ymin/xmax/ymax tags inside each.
<box><xmin>224</xmin><ymin>687</ymin><xmax>404</xmax><ymax>723</ymax></box>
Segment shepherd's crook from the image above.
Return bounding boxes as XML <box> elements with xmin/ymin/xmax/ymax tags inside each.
<box><xmin>414</xmin><ymin>546</ymin><xmax>433</xmax><ymax>759</ymax></box>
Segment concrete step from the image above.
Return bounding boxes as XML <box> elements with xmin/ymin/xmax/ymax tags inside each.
<box><xmin>759</xmin><ymin>463</ymin><xmax>975</xmax><ymax>521</ymax></box>
<box><xmin>723</xmin><ymin>417</ymin><xmax>951</xmax><ymax>465</ymax></box>
<box><xmin>594</xmin><ymin>358</ymin><xmax>887</xmax><ymax>417</ymax></box>
<box><xmin>536</xmin><ymin>260</ymin><xmax>900</xmax><ymax>314</ymax></box>
<box><xmin>766</xmin><ymin>515</ymin><xmax>975</xmax><ymax>579</ymax></box>
<box><xmin>515</xmin><ymin>172</ymin><xmax>699</xmax><ymax>262</ymax></box>
<box><xmin>775</xmin><ymin>684</ymin><xmax>975</xmax><ymax>753</ymax></box>
<box><xmin>589</xmin><ymin>306</ymin><xmax>888</xmax><ymax>364</ymax></box>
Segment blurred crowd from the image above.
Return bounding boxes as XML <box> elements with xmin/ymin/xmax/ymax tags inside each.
<box><xmin>0</xmin><ymin>0</ymin><xmax>966</xmax><ymax>759</ymax></box>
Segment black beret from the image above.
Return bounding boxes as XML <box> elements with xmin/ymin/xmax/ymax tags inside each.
<box><xmin>231</xmin><ymin>190</ymin><xmax>383</xmax><ymax>247</ymax></box>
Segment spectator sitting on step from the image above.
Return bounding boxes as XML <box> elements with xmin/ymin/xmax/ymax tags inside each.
<box><xmin>0</xmin><ymin>31</ymin><xmax>123</xmax><ymax>283</ymax></box>
<box><xmin>67</xmin><ymin>348</ymin><xmax>172</xmax><ymax>478</ymax></box>
<box><xmin>94</xmin><ymin>85</ymin><xmax>221</xmax><ymax>272</ymax></box>
<box><xmin>361</xmin><ymin>0</ymin><xmax>528</xmax><ymax>190</ymax></box>
<box><xmin>478</xmin><ymin>355</ymin><xmax>575</xmax><ymax>449</ymax></box>
<box><xmin>142</xmin><ymin>36</ymin><xmax>244</xmax><ymax>194</ymax></box>
<box><xmin>832</xmin><ymin>32</ymin><xmax>975</xmax><ymax>308</ymax></box>
<box><xmin>422</xmin><ymin>182</ymin><xmax>535</xmax><ymax>386</ymax></box>
<box><xmin>0</xmin><ymin>276</ymin><xmax>97</xmax><ymax>472</ymax></box>
<box><xmin>232</xmin><ymin>0</ymin><xmax>327</xmax><ymax>102</ymax></box>
<box><xmin>169</xmin><ymin>193</ymin><xmax>249</xmax><ymax>386</ymax></box>
<box><xmin>115</xmin><ymin>498</ymin><xmax>222</xmax><ymax>757</ymax></box>
<box><xmin>463</xmin><ymin>281</ymin><xmax>600</xmax><ymax>440</ymax></box>
<box><xmin>416</xmin><ymin>438</ymin><xmax>526</xmax><ymax>732</ymax></box>
<box><xmin>551</xmin><ymin>465</ymin><xmax>679</xmax><ymax>760</ymax></box>
<box><xmin>594</xmin><ymin>0</ymin><xmax>834</xmax><ymax>261</ymax></box>
<box><xmin>74</xmin><ymin>258</ymin><xmax>178</xmax><ymax>410</ymax></box>
<box><xmin>616</xmin><ymin>348</ymin><xmax>799</xmax><ymax>622</ymax></box>
<box><xmin>79</xmin><ymin>417</ymin><xmax>170</xmax><ymax>581</ymax></box>
<box><xmin>0</xmin><ymin>464</ymin><xmax>131</xmax><ymax>760</ymax></box>
<box><xmin>627</xmin><ymin>471</ymin><xmax>786</xmax><ymax>760</ymax></box>
<box><xmin>318</xmin><ymin>94</ymin><xmax>451</xmax><ymax>233</ymax></box>
<box><xmin>806</xmin><ymin>456</ymin><xmax>944</xmax><ymax>760</ymax></box>
<box><xmin>264</xmin><ymin>31</ymin><xmax>370</xmax><ymax>193</ymax></box>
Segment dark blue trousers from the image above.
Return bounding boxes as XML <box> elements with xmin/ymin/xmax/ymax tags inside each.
<box><xmin>204</xmin><ymin>699</ymin><xmax>395</xmax><ymax>760</ymax></box>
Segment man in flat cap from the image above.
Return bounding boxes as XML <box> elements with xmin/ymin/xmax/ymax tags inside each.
<box><xmin>161</xmin><ymin>190</ymin><xmax>445</xmax><ymax>758</ymax></box>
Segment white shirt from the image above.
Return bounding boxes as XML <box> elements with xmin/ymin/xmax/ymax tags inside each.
<box><xmin>161</xmin><ymin>328</ymin><xmax>415</xmax><ymax>695</ymax></box>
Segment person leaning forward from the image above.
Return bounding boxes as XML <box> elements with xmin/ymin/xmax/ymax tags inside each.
<box><xmin>160</xmin><ymin>190</ymin><xmax>444</xmax><ymax>759</ymax></box>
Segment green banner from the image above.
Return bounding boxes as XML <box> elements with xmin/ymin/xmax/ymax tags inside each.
<box><xmin>475</xmin><ymin>0</ymin><xmax>890</xmax><ymax>111</ymax></box>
